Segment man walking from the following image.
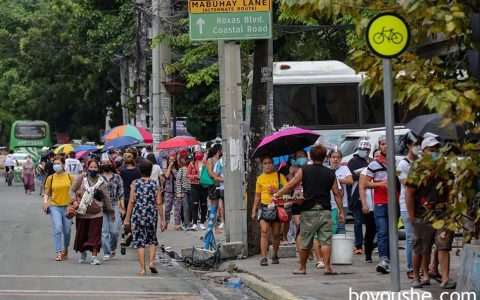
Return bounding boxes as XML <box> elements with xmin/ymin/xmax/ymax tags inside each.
<box><xmin>360</xmin><ymin>136</ymin><xmax>390</xmax><ymax>274</ymax></box>
<box><xmin>274</xmin><ymin>144</ymin><xmax>344</xmax><ymax>275</ymax></box>
<box><xmin>347</xmin><ymin>140</ymin><xmax>372</xmax><ymax>255</ymax></box>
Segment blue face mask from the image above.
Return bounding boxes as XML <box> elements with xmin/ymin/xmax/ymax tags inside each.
<box><xmin>88</xmin><ymin>170</ymin><xmax>99</xmax><ymax>177</ymax></box>
<box><xmin>296</xmin><ymin>157</ymin><xmax>307</xmax><ymax>166</ymax></box>
<box><xmin>53</xmin><ymin>165</ymin><xmax>63</xmax><ymax>173</ymax></box>
<box><xmin>430</xmin><ymin>152</ymin><xmax>440</xmax><ymax>160</ymax></box>
<box><xmin>358</xmin><ymin>150</ymin><xmax>369</xmax><ymax>158</ymax></box>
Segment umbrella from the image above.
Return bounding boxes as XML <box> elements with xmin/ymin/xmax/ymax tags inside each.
<box><xmin>75</xmin><ymin>150</ymin><xmax>91</xmax><ymax>160</ymax></box>
<box><xmin>102</xmin><ymin>125</ymin><xmax>153</xmax><ymax>143</ymax></box>
<box><xmin>75</xmin><ymin>145</ymin><xmax>98</xmax><ymax>152</ymax></box>
<box><xmin>252</xmin><ymin>127</ymin><xmax>320</xmax><ymax>158</ymax></box>
<box><xmin>101</xmin><ymin>136</ymin><xmax>140</xmax><ymax>152</ymax></box>
<box><xmin>54</xmin><ymin>144</ymin><xmax>77</xmax><ymax>155</ymax></box>
<box><xmin>406</xmin><ymin>113</ymin><xmax>467</xmax><ymax>140</ymax></box>
<box><xmin>156</xmin><ymin>135</ymin><xmax>200</xmax><ymax>150</ymax></box>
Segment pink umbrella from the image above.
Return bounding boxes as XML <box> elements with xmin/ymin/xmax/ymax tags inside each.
<box><xmin>252</xmin><ymin>127</ymin><xmax>320</xmax><ymax>158</ymax></box>
<box><xmin>75</xmin><ymin>150</ymin><xmax>91</xmax><ymax>160</ymax></box>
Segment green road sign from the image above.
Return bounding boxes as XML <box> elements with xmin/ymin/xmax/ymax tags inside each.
<box><xmin>189</xmin><ymin>11</ymin><xmax>271</xmax><ymax>41</ymax></box>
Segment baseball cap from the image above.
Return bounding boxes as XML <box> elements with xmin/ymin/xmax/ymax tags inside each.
<box><xmin>358</xmin><ymin>140</ymin><xmax>372</xmax><ymax>150</ymax></box>
<box><xmin>421</xmin><ymin>137</ymin><xmax>440</xmax><ymax>150</ymax></box>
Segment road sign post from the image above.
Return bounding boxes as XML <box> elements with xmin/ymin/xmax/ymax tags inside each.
<box><xmin>366</xmin><ymin>13</ymin><xmax>410</xmax><ymax>292</ymax></box>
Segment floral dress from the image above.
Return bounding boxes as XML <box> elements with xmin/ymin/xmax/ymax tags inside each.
<box><xmin>131</xmin><ymin>178</ymin><xmax>159</xmax><ymax>249</ymax></box>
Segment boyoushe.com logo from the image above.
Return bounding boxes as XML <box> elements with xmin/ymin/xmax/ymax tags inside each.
<box><xmin>349</xmin><ymin>288</ymin><xmax>477</xmax><ymax>300</ymax></box>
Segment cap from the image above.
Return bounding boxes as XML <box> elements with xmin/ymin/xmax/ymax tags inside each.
<box><xmin>358</xmin><ymin>140</ymin><xmax>372</xmax><ymax>150</ymax></box>
<box><xmin>42</xmin><ymin>146</ymin><xmax>49</xmax><ymax>152</ymax></box>
<box><xmin>421</xmin><ymin>137</ymin><xmax>440</xmax><ymax>150</ymax></box>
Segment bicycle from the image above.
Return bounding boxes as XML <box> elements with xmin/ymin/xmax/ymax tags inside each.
<box><xmin>373</xmin><ymin>27</ymin><xmax>403</xmax><ymax>44</ymax></box>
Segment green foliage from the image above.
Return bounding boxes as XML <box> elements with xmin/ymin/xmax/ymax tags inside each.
<box><xmin>280</xmin><ymin>0</ymin><xmax>480</xmax><ymax>237</ymax></box>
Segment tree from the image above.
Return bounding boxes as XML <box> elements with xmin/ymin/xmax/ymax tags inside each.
<box><xmin>280</xmin><ymin>0</ymin><xmax>480</xmax><ymax>238</ymax></box>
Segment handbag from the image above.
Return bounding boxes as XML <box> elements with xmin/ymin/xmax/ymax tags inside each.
<box><xmin>260</xmin><ymin>205</ymin><xmax>277</xmax><ymax>222</ymax></box>
<box><xmin>86</xmin><ymin>199</ymin><xmax>102</xmax><ymax>215</ymax></box>
<box><xmin>277</xmin><ymin>205</ymin><xmax>289</xmax><ymax>223</ymax></box>
<box><xmin>199</xmin><ymin>165</ymin><xmax>215</xmax><ymax>186</ymax></box>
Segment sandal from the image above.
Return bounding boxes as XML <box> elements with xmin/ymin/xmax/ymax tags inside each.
<box><xmin>61</xmin><ymin>250</ymin><xmax>68</xmax><ymax>260</ymax></box>
<box><xmin>293</xmin><ymin>270</ymin><xmax>307</xmax><ymax>275</ymax></box>
<box><xmin>55</xmin><ymin>252</ymin><xmax>63</xmax><ymax>261</ymax></box>
<box><xmin>316</xmin><ymin>261</ymin><xmax>325</xmax><ymax>268</ymax></box>
<box><xmin>149</xmin><ymin>265</ymin><xmax>158</xmax><ymax>274</ymax></box>
<box><xmin>137</xmin><ymin>270</ymin><xmax>146</xmax><ymax>276</ymax></box>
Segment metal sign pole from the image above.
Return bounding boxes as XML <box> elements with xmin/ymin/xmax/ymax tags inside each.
<box><xmin>383</xmin><ymin>58</ymin><xmax>400</xmax><ymax>292</ymax></box>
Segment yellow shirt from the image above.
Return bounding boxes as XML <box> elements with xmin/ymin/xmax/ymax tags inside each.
<box><xmin>255</xmin><ymin>172</ymin><xmax>287</xmax><ymax>205</ymax></box>
<box><xmin>45</xmin><ymin>173</ymin><xmax>74</xmax><ymax>206</ymax></box>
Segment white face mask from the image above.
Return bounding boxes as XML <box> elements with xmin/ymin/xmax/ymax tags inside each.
<box><xmin>411</xmin><ymin>145</ymin><xmax>422</xmax><ymax>156</ymax></box>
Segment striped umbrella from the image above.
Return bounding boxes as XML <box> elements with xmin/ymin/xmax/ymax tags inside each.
<box><xmin>102</xmin><ymin>125</ymin><xmax>153</xmax><ymax>143</ymax></box>
<box><xmin>53</xmin><ymin>144</ymin><xmax>77</xmax><ymax>155</ymax></box>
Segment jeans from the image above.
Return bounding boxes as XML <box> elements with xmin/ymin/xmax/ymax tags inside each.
<box><xmin>352</xmin><ymin>201</ymin><xmax>364</xmax><ymax>248</ymax></box>
<box><xmin>181</xmin><ymin>193</ymin><xmax>190</xmax><ymax>227</ymax></box>
<box><xmin>191</xmin><ymin>184</ymin><xmax>208</xmax><ymax>224</ymax></box>
<box><xmin>400</xmin><ymin>210</ymin><xmax>413</xmax><ymax>271</ymax></box>
<box><xmin>102</xmin><ymin>206</ymin><xmax>121</xmax><ymax>255</ymax></box>
<box><xmin>374</xmin><ymin>204</ymin><xmax>390</xmax><ymax>262</ymax></box>
<box><xmin>48</xmin><ymin>205</ymin><xmax>71</xmax><ymax>253</ymax></box>
<box><xmin>336</xmin><ymin>207</ymin><xmax>349</xmax><ymax>234</ymax></box>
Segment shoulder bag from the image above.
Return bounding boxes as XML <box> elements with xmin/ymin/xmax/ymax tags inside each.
<box><xmin>199</xmin><ymin>165</ymin><xmax>215</xmax><ymax>186</ymax></box>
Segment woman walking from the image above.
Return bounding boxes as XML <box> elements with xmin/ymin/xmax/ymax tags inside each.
<box><xmin>70</xmin><ymin>159</ymin><xmax>115</xmax><ymax>265</ymax></box>
<box><xmin>124</xmin><ymin>160</ymin><xmax>167</xmax><ymax>276</ymax></box>
<box><xmin>163</xmin><ymin>152</ymin><xmax>181</xmax><ymax>230</ymax></box>
<box><xmin>100</xmin><ymin>157</ymin><xmax>124</xmax><ymax>261</ymax></box>
<box><xmin>22</xmin><ymin>155</ymin><xmax>36</xmax><ymax>195</ymax></box>
<box><xmin>251</xmin><ymin>155</ymin><xmax>287</xmax><ymax>266</ymax></box>
<box><xmin>43</xmin><ymin>156</ymin><xmax>75</xmax><ymax>261</ymax></box>
<box><xmin>187</xmin><ymin>146</ymin><xmax>208</xmax><ymax>231</ymax></box>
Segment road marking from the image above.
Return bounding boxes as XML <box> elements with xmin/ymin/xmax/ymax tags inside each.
<box><xmin>0</xmin><ymin>290</ymin><xmax>201</xmax><ymax>298</ymax></box>
<box><xmin>0</xmin><ymin>274</ymin><xmax>166</xmax><ymax>279</ymax></box>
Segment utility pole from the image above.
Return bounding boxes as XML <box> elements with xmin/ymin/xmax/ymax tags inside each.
<box><xmin>118</xmin><ymin>55</ymin><xmax>128</xmax><ymax>125</ymax></box>
<box><xmin>218</xmin><ymin>40</ymin><xmax>247</xmax><ymax>248</ymax></box>
<box><xmin>152</xmin><ymin>0</ymin><xmax>162</xmax><ymax>146</ymax></box>
<box><xmin>135</xmin><ymin>0</ymin><xmax>148</xmax><ymax>128</ymax></box>
<box><xmin>128</xmin><ymin>61</ymin><xmax>136</xmax><ymax>125</ymax></box>
<box><xmin>159</xmin><ymin>0</ymin><xmax>172</xmax><ymax>141</ymax></box>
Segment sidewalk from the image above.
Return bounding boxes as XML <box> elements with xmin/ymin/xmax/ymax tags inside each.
<box><xmin>160</xmin><ymin>225</ymin><xmax>463</xmax><ymax>300</ymax></box>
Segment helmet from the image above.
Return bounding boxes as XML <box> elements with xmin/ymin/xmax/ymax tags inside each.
<box><xmin>358</xmin><ymin>140</ymin><xmax>372</xmax><ymax>150</ymax></box>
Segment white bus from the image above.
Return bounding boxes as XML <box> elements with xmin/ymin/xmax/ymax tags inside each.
<box><xmin>246</xmin><ymin>60</ymin><xmax>423</xmax><ymax>146</ymax></box>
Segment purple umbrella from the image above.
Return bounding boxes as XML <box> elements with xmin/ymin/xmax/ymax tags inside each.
<box><xmin>252</xmin><ymin>127</ymin><xmax>320</xmax><ymax>158</ymax></box>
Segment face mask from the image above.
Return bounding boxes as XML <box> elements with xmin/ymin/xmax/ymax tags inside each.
<box><xmin>430</xmin><ymin>152</ymin><xmax>440</xmax><ymax>160</ymax></box>
<box><xmin>296</xmin><ymin>157</ymin><xmax>307</xmax><ymax>166</ymax></box>
<box><xmin>53</xmin><ymin>165</ymin><xmax>63</xmax><ymax>173</ymax></box>
<box><xmin>101</xmin><ymin>165</ymin><xmax>112</xmax><ymax>173</ymax></box>
<box><xmin>88</xmin><ymin>170</ymin><xmax>99</xmax><ymax>177</ymax></box>
<box><xmin>411</xmin><ymin>145</ymin><xmax>422</xmax><ymax>156</ymax></box>
<box><xmin>358</xmin><ymin>150</ymin><xmax>369</xmax><ymax>158</ymax></box>
<box><xmin>195</xmin><ymin>153</ymin><xmax>203</xmax><ymax>161</ymax></box>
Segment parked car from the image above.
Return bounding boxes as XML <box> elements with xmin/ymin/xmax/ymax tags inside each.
<box><xmin>338</xmin><ymin>126</ymin><xmax>410</xmax><ymax>163</ymax></box>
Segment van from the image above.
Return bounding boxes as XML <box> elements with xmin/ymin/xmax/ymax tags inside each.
<box><xmin>338</xmin><ymin>126</ymin><xmax>410</xmax><ymax>163</ymax></box>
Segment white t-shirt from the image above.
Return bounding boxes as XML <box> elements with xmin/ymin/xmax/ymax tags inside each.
<box><xmin>64</xmin><ymin>158</ymin><xmax>82</xmax><ymax>175</ymax></box>
<box><xmin>360</xmin><ymin>168</ymin><xmax>374</xmax><ymax>211</ymax></box>
<box><xmin>150</xmin><ymin>164</ymin><xmax>163</xmax><ymax>184</ymax></box>
<box><xmin>396</xmin><ymin>158</ymin><xmax>413</xmax><ymax>212</ymax></box>
<box><xmin>4</xmin><ymin>154</ymin><xmax>14</xmax><ymax>167</ymax></box>
<box><xmin>330</xmin><ymin>166</ymin><xmax>352</xmax><ymax>209</ymax></box>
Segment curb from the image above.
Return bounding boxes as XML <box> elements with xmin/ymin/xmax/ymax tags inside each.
<box><xmin>237</xmin><ymin>273</ymin><xmax>301</xmax><ymax>300</ymax></box>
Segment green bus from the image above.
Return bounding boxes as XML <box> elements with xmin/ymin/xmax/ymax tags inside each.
<box><xmin>10</xmin><ymin>120</ymin><xmax>52</xmax><ymax>164</ymax></box>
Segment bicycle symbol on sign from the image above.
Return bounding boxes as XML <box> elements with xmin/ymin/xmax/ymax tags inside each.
<box><xmin>373</xmin><ymin>27</ymin><xmax>403</xmax><ymax>44</ymax></box>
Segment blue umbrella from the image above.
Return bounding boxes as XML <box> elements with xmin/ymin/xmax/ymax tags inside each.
<box><xmin>75</xmin><ymin>145</ymin><xmax>98</xmax><ymax>152</ymax></box>
<box><xmin>101</xmin><ymin>136</ymin><xmax>140</xmax><ymax>152</ymax></box>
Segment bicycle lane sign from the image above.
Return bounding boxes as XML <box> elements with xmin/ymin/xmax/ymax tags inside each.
<box><xmin>366</xmin><ymin>13</ymin><xmax>410</xmax><ymax>58</ymax></box>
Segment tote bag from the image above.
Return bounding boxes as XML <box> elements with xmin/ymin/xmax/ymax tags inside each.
<box><xmin>199</xmin><ymin>165</ymin><xmax>215</xmax><ymax>186</ymax></box>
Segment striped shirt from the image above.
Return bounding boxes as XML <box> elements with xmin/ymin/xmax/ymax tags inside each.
<box><xmin>175</xmin><ymin>166</ymin><xmax>191</xmax><ymax>194</ymax></box>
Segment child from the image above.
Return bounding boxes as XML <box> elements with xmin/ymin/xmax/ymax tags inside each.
<box><xmin>124</xmin><ymin>160</ymin><xmax>167</xmax><ymax>276</ymax></box>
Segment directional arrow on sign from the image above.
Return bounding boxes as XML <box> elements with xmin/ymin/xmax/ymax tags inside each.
<box><xmin>196</xmin><ymin>18</ymin><xmax>205</xmax><ymax>34</ymax></box>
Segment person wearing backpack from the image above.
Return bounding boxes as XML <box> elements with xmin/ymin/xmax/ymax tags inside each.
<box><xmin>360</xmin><ymin>135</ymin><xmax>391</xmax><ymax>274</ymax></box>
<box><xmin>43</xmin><ymin>156</ymin><xmax>75</xmax><ymax>261</ymax></box>
<box><xmin>396</xmin><ymin>132</ymin><xmax>421</xmax><ymax>279</ymax></box>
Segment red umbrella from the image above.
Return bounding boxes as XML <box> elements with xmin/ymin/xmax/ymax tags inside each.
<box><xmin>156</xmin><ymin>136</ymin><xmax>200</xmax><ymax>150</ymax></box>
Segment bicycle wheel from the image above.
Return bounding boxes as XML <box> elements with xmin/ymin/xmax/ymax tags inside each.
<box><xmin>373</xmin><ymin>33</ymin><xmax>384</xmax><ymax>44</ymax></box>
<box><xmin>391</xmin><ymin>32</ymin><xmax>403</xmax><ymax>44</ymax></box>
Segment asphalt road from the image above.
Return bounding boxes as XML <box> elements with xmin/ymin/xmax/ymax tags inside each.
<box><xmin>0</xmin><ymin>177</ymin><xmax>262</xmax><ymax>300</ymax></box>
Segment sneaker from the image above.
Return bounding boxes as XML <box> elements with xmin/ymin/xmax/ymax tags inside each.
<box><xmin>91</xmin><ymin>256</ymin><xmax>101</xmax><ymax>265</ymax></box>
<box><xmin>376</xmin><ymin>261</ymin><xmax>390</xmax><ymax>274</ymax></box>
<box><xmin>260</xmin><ymin>257</ymin><xmax>268</xmax><ymax>266</ymax></box>
<box><xmin>199</xmin><ymin>223</ymin><xmax>207</xmax><ymax>230</ymax></box>
<box><xmin>271</xmin><ymin>256</ymin><xmax>279</xmax><ymax>264</ymax></box>
<box><xmin>79</xmin><ymin>252</ymin><xmax>87</xmax><ymax>264</ymax></box>
<box><xmin>103</xmin><ymin>255</ymin><xmax>111</xmax><ymax>261</ymax></box>
<box><xmin>191</xmin><ymin>224</ymin><xmax>198</xmax><ymax>231</ymax></box>
<box><xmin>365</xmin><ymin>255</ymin><xmax>372</xmax><ymax>263</ymax></box>
<box><xmin>218</xmin><ymin>222</ymin><xmax>224</xmax><ymax>229</ymax></box>
<box><xmin>411</xmin><ymin>279</ymin><xmax>423</xmax><ymax>288</ymax></box>
<box><xmin>353</xmin><ymin>248</ymin><xmax>363</xmax><ymax>255</ymax></box>
<box><xmin>407</xmin><ymin>270</ymin><xmax>414</xmax><ymax>279</ymax></box>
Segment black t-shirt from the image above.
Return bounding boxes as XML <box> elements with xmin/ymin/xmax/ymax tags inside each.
<box><xmin>120</xmin><ymin>166</ymin><xmax>141</xmax><ymax>199</ymax></box>
<box><xmin>300</xmin><ymin>163</ymin><xmax>336</xmax><ymax>211</ymax></box>
<box><xmin>44</xmin><ymin>160</ymin><xmax>54</xmax><ymax>176</ymax></box>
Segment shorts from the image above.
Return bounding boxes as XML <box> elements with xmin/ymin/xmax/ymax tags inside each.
<box><xmin>208</xmin><ymin>186</ymin><xmax>220</xmax><ymax>200</ymax></box>
<box><xmin>291</xmin><ymin>203</ymin><xmax>302</xmax><ymax>216</ymax></box>
<box><xmin>412</xmin><ymin>218</ymin><xmax>454</xmax><ymax>255</ymax></box>
<box><xmin>299</xmin><ymin>207</ymin><xmax>332</xmax><ymax>249</ymax></box>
